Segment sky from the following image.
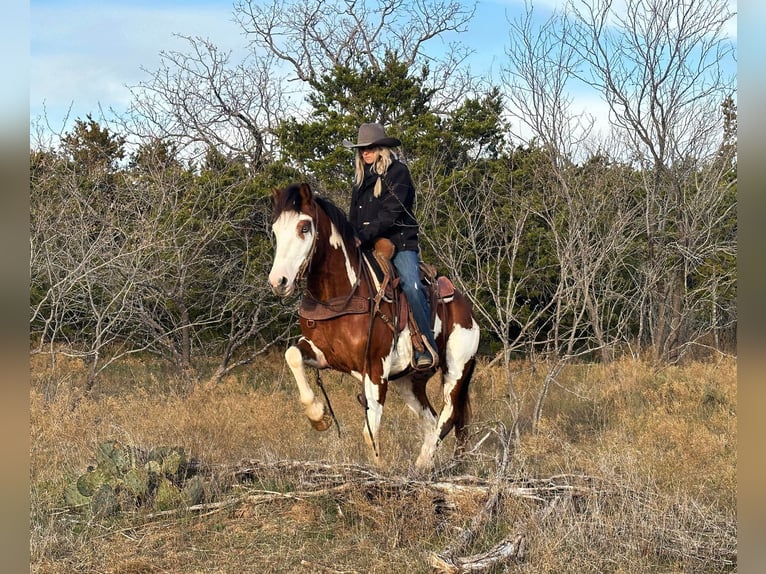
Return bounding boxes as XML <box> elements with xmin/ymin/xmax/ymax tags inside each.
<box><xmin>29</xmin><ymin>0</ymin><xmax>737</xmax><ymax>143</ymax></box>
<box><xmin>31</xmin><ymin>0</ymin><xmax>250</xmax><ymax>135</ymax></box>
<box><xmin>27</xmin><ymin>0</ymin><xmax>573</xmax><ymax>138</ymax></box>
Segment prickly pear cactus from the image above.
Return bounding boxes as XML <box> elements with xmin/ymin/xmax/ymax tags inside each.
<box><xmin>64</xmin><ymin>440</ymin><xmax>206</xmax><ymax>515</ymax></box>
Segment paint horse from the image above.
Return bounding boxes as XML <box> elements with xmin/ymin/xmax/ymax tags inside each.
<box><xmin>268</xmin><ymin>183</ymin><xmax>480</xmax><ymax>470</ymax></box>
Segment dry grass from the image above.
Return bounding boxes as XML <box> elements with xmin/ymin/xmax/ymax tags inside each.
<box><xmin>30</xmin><ymin>350</ymin><xmax>736</xmax><ymax>573</ymax></box>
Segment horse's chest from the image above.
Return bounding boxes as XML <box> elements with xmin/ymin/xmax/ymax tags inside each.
<box><xmin>304</xmin><ymin>320</ymin><xmax>404</xmax><ymax>376</ymax></box>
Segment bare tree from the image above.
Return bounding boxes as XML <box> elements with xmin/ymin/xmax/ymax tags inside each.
<box><xmin>501</xmin><ymin>2</ymin><xmax>648</xmax><ymax>364</ymax></box>
<box><xmin>126</xmin><ymin>36</ymin><xmax>291</xmax><ymax>170</ymax></box>
<box><xmin>30</xmin><ymin>144</ymin><xmax>156</xmax><ymax>391</ymax></box>
<box><xmin>233</xmin><ymin>0</ymin><xmax>479</xmax><ymax>112</ymax></box>
<box><xmin>418</xmin><ymin>161</ymin><xmax>562</xmax><ymax>439</ymax></box>
<box><xmin>563</xmin><ymin>0</ymin><xmax>737</xmax><ymax>360</ymax></box>
<box><xmin>472</xmin><ymin>3</ymin><xmax>627</xmax><ymax>434</ymax></box>
<box><xmin>116</xmin><ymin>146</ymin><xmax>291</xmax><ymax>383</ymax></box>
<box><xmin>425</xmin><ymin>0</ymin><xmax>735</xmax><ymax>438</ymax></box>
<box><xmin>502</xmin><ymin>2</ymin><xmax>594</xmax><ymax>158</ymax></box>
<box><xmin>500</xmin><ymin>0</ymin><xmax>736</xmax><ymax>362</ymax></box>
<box><xmin>30</xmin><ymin>128</ymin><xmax>292</xmax><ymax>391</ymax></box>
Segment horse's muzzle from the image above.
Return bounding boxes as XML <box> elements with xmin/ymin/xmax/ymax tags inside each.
<box><xmin>269</xmin><ymin>275</ymin><xmax>294</xmax><ymax>298</ymax></box>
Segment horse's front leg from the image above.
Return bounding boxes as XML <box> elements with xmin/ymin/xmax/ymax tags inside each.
<box><xmin>285</xmin><ymin>342</ymin><xmax>332</xmax><ymax>431</ymax></box>
<box><xmin>357</xmin><ymin>364</ymin><xmax>388</xmax><ymax>466</ymax></box>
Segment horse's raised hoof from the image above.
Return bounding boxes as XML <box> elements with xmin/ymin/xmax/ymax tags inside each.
<box><xmin>309</xmin><ymin>412</ymin><xmax>333</xmax><ymax>432</ymax></box>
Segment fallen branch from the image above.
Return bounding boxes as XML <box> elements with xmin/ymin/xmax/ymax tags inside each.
<box><xmin>429</xmin><ymin>495</ymin><xmax>564</xmax><ymax>573</ymax></box>
<box><xmin>428</xmin><ymin>534</ymin><xmax>526</xmax><ymax>573</ymax></box>
<box><xmin>300</xmin><ymin>559</ymin><xmax>361</xmax><ymax>573</ymax></box>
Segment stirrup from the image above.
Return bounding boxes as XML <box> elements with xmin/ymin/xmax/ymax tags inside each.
<box><xmin>412</xmin><ymin>337</ymin><xmax>439</xmax><ymax>371</ymax></box>
<box><xmin>415</xmin><ymin>351</ymin><xmax>436</xmax><ymax>370</ymax></box>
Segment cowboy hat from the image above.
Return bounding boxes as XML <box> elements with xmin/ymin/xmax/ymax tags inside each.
<box><xmin>342</xmin><ymin>122</ymin><xmax>401</xmax><ymax>148</ymax></box>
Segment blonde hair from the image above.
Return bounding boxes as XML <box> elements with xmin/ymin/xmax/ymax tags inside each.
<box><xmin>353</xmin><ymin>147</ymin><xmax>394</xmax><ymax>197</ymax></box>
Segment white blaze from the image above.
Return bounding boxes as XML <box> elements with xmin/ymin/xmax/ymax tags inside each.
<box><xmin>269</xmin><ymin>212</ymin><xmax>314</xmax><ymax>295</ymax></box>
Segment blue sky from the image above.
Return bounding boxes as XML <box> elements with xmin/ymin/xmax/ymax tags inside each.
<box><xmin>30</xmin><ymin>0</ymin><xmax>736</xmax><ymax>141</ymax></box>
<box><xmin>29</xmin><ymin>0</ymin><xmax>564</xmax><ymax>136</ymax></box>
<box><xmin>31</xmin><ymin>0</ymin><xmax>249</xmax><ymax>134</ymax></box>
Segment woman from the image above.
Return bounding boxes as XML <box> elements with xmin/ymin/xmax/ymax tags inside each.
<box><xmin>344</xmin><ymin>122</ymin><xmax>438</xmax><ymax>370</ymax></box>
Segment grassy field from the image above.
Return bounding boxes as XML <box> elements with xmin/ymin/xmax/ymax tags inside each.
<box><xmin>30</xmin><ymin>350</ymin><xmax>736</xmax><ymax>573</ymax></box>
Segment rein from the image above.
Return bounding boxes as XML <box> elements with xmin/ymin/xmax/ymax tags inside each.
<box><xmin>314</xmin><ymin>369</ymin><xmax>341</xmax><ymax>437</ymax></box>
<box><xmin>357</xmin><ymin>255</ymin><xmax>383</xmax><ymax>459</ymax></box>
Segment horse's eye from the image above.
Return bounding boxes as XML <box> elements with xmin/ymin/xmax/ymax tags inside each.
<box><xmin>300</xmin><ymin>223</ymin><xmax>311</xmax><ymax>234</ymax></box>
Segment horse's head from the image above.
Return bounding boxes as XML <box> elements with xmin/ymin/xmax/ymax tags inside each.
<box><xmin>268</xmin><ymin>183</ymin><xmax>317</xmax><ymax>297</ymax></box>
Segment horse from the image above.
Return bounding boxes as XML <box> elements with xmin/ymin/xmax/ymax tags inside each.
<box><xmin>268</xmin><ymin>182</ymin><xmax>480</xmax><ymax>470</ymax></box>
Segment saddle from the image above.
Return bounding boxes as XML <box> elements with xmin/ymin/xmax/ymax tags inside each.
<box><xmin>365</xmin><ymin>238</ymin><xmax>455</xmax><ymax>360</ymax></box>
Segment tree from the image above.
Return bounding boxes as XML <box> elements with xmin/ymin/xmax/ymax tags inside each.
<box><xmin>61</xmin><ymin>114</ymin><xmax>126</xmax><ymax>174</ymax></box>
<box><xmin>126</xmin><ymin>36</ymin><xmax>289</xmax><ymax>171</ymax></box>
<box><xmin>30</xmin><ymin>125</ymin><xmax>148</xmax><ymax>391</ymax></box>
<box><xmin>276</xmin><ymin>53</ymin><xmax>439</xmax><ymax>198</ymax></box>
<box><xmin>30</xmin><ymin>120</ymin><xmax>298</xmax><ymax>390</ymax></box>
<box><xmin>233</xmin><ymin>0</ymin><xmax>476</xmax><ymax>106</ymax></box>
<box><xmin>276</xmin><ymin>52</ymin><xmax>507</xmax><ymax>207</ymax></box>
<box><xmin>499</xmin><ymin>0</ymin><xmax>736</xmax><ymax>362</ymax></box>
<box><xmin>563</xmin><ymin>0</ymin><xmax>737</xmax><ymax>360</ymax></box>
<box><xmin>112</xmin><ymin>141</ymin><xmax>295</xmax><ymax>383</ymax></box>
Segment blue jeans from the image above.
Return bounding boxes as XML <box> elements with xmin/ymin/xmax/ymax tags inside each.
<box><xmin>393</xmin><ymin>249</ymin><xmax>437</xmax><ymax>352</ymax></box>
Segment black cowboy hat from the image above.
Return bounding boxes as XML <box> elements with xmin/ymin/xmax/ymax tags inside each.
<box><xmin>342</xmin><ymin>122</ymin><xmax>401</xmax><ymax>148</ymax></box>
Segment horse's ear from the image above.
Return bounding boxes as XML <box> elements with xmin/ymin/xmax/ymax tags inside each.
<box><xmin>272</xmin><ymin>187</ymin><xmax>280</xmax><ymax>202</ymax></box>
<box><xmin>298</xmin><ymin>183</ymin><xmax>313</xmax><ymax>207</ymax></box>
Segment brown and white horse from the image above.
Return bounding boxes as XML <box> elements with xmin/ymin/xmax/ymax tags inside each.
<box><xmin>268</xmin><ymin>183</ymin><xmax>480</xmax><ymax>470</ymax></box>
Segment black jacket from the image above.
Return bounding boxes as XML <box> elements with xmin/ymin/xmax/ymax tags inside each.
<box><xmin>348</xmin><ymin>159</ymin><xmax>420</xmax><ymax>252</ymax></box>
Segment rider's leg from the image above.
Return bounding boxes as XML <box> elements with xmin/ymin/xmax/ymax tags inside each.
<box><xmin>393</xmin><ymin>249</ymin><xmax>437</xmax><ymax>367</ymax></box>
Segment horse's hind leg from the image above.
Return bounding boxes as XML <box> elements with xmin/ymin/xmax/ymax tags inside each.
<box><xmin>285</xmin><ymin>343</ymin><xmax>332</xmax><ymax>431</ymax></box>
<box><xmin>416</xmin><ymin>321</ymin><xmax>479</xmax><ymax>470</ymax></box>
<box><xmin>444</xmin><ymin>357</ymin><xmax>476</xmax><ymax>452</ymax></box>
<box><xmin>416</xmin><ymin>359</ymin><xmax>475</xmax><ymax>469</ymax></box>
<box><xmin>391</xmin><ymin>373</ymin><xmax>438</xmax><ymax>461</ymax></box>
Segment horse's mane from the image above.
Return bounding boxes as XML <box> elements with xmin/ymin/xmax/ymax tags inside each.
<box><xmin>314</xmin><ymin>195</ymin><xmax>358</xmax><ymax>249</ymax></box>
<box><xmin>274</xmin><ymin>183</ymin><xmax>358</xmax><ymax>250</ymax></box>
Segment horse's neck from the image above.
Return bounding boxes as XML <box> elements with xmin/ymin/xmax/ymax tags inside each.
<box><xmin>306</xmin><ymin>229</ymin><xmax>363</xmax><ymax>301</ymax></box>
